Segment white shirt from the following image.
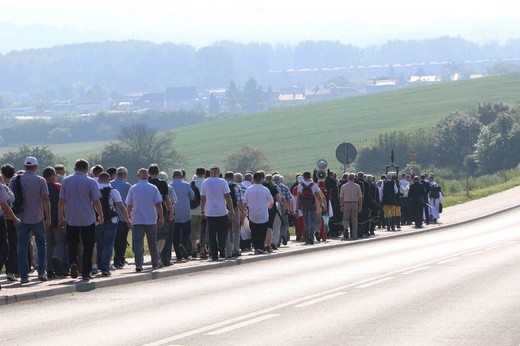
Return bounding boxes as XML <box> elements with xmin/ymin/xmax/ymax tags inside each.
<box><xmin>243</xmin><ymin>183</ymin><xmax>273</xmax><ymax>224</ymax></box>
<box><xmin>200</xmin><ymin>177</ymin><xmax>231</xmax><ymax>217</ymax></box>
<box><xmin>99</xmin><ymin>183</ymin><xmax>123</xmax><ymax>224</ymax></box>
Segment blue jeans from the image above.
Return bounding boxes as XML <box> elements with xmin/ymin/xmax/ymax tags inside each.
<box><xmin>302</xmin><ymin>209</ymin><xmax>317</xmax><ymax>241</ymax></box>
<box><xmin>207</xmin><ymin>216</ymin><xmax>229</xmax><ymax>260</ymax></box>
<box><xmin>0</xmin><ymin>217</ymin><xmax>7</xmax><ymax>271</ymax></box>
<box><xmin>17</xmin><ymin>219</ymin><xmax>46</xmax><ymax>278</ymax></box>
<box><xmin>95</xmin><ymin>222</ymin><xmax>118</xmax><ymax>272</ymax></box>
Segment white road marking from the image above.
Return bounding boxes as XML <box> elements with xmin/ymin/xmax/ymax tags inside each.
<box><xmin>503</xmin><ymin>241</ymin><xmax>516</xmax><ymax>245</ymax></box>
<box><xmin>401</xmin><ymin>266</ymin><xmax>431</xmax><ymax>275</ymax></box>
<box><xmin>356</xmin><ymin>277</ymin><xmax>394</xmax><ymax>288</ymax></box>
<box><xmin>295</xmin><ymin>292</ymin><xmax>346</xmax><ymax>307</ymax></box>
<box><xmin>206</xmin><ymin>314</ymin><xmax>278</xmax><ymax>335</ymax></box>
<box><xmin>484</xmin><ymin>245</ymin><xmax>502</xmax><ymax>250</ymax></box>
<box><xmin>437</xmin><ymin>257</ymin><xmax>459</xmax><ymax>264</ymax></box>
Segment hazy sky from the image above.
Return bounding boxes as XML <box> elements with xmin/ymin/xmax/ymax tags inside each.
<box><xmin>1</xmin><ymin>0</ymin><xmax>520</xmax><ymax>52</ymax></box>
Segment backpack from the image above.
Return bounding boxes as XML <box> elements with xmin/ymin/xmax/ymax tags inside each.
<box><xmin>190</xmin><ymin>181</ymin><xmax>201</xmax><ymax>209</ymax></box>
<box><xmin>299</xmin><ymin>182</ymin><xmax>315</xmax><ymax>211</ymax></box>
<box><xmin>228</xmin><ymin>182</ymin><xmax>238</xmax><ymax>208</ymax></box>
<box><xmin>430</xmin><ymin>185</ymin><xmax>441</xmax><ymax>199</ymax></box>
<box><xmin>11</xmin><ymin>175</ymin><xmax>24</xmax><ymax>214</ymax></box>
<box><xmin>99</xmin><ymin>186</ymin><xmax>118</xmax><ymax>222</ymax></box>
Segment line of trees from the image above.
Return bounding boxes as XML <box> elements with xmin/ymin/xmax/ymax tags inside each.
<box><xmin>356</xmin><ymin>101</ymin><xmax>520</xmax><ymax>177</ymax></box>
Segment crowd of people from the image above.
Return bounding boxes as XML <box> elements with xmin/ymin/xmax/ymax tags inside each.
<box><xmin>0</xmin><ymin>156</ymin><xmax>443</xmax><ymax>288</ymax></box>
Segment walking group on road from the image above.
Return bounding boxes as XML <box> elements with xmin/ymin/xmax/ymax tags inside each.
<box><xmin>0</xmin><ymin>155</ymin><xmax>443</xmax><ymax>290</ymax></box>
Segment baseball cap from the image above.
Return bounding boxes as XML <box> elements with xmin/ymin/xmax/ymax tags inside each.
<box><xmin>209</xmin><ymin>164</ymin><xmax>220</xmax><ymax>170</ymax></box>
<box><xmin>24</xmin><ymin>156</ymin><xmax>38</xmax><ymax>167</ymax></box>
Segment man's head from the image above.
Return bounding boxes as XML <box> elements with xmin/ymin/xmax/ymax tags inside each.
<box><xmin>209</xmin><ymin>164</ymin><xmax>220</xmax><ymax>178</ymax></box>
<box><xmin>224</xmin><ymin>171</ymin><xmax>234</xmax><ymax>181</ymax></box>
<box><xmin>195</xmin><ymin>167</ymin><xmax>205</xmax><ymax>177</ymax></box>
<box><xmin>42</xmin><ymin>166</ymin><xmax>56</xmax><ymax>182</ymax></box>
<box><xmin>348</xmin><ymin>173</ymin><xmax>356</xmax><ymax>181</ymax></box>
<box><xmin>172</xmin><ymin>169</ymin><xmax>183</xmax><ymax>179</ymax></box>
<box><xmin>54</xmin><ymin>164</ymin><xmax>65</xmax><ymax>176</ymax></box>
<box><xmin>74</xmin><ymin>159</ymin><xmax>89</xmax><ymax>173</ymax></box>
<box><xmin>137</xmin><ymin>168</ymin><xmax>149</xmax><ymax>180</ymax></box>
<box><xmin>107</xmin><ymin>167</ymin><xmax>117</xmax><ymax>180</ymax></box>
<box><xmin>302</xmin><ymin>171</ymin><xmax>312</xmax><ymax>181</ymax></box>
<box><xmin>91</xmin><ymin>164</ymin><xmax>103</xmax><ymax>177</ymax></box>
<box><xmin>357</xmin><ymin>172</ymin><xmax>364</xmax><ymax>180</ymax></box>
<box><xmin>116</xmin><ymin>166</ymin><xmax>128</xmax><ymax>179</ymax></box>
<box><xmin>244</xmin><ymin>172</ymin><xmax>253</xmax><ymax>182</ymax></box>
<box><xmin>234</xmin><ymin>172</ymin><xmax>244</xmax><ymax>183</ymax></box>
<box><xmin>1</xmin><ymin>164</ymin><xmax>15</xmax><ymax>180</ymax></box>
<box><xmin>272</xmin><ymin>174</ymin><xmax>282</xmax><ymax>185</ymax></box>
<box><xmin>253</xmin><ymin>172</ymin><xmax>263</xmax><ymax>183</ymax></box>
<box><xmin>158</xmin><ymin>171</ymin><xmax>169</xmax><ymax>181</ymax></box>
<box><xmin>98</xmin><ymin>172</ymin><xmax>111</xmax><ymax>184</ymax></box>
<box><xmin>23</xmin><ymin>156</ymin><xmax>38</xmax><ymax>171</ymax></box>
<box><xmin>148</xmin><ymin>163</ymin><xmax>160</xmax><ymax>176</ymax></box>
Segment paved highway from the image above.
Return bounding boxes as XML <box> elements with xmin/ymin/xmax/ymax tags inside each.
<box><xmin>1</xmin><ymin>209</ymin><xmax>519</xmax><ymax>345</ymax></box>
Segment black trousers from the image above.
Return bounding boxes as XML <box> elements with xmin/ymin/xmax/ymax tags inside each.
<box><xmin>67</xmin><ymin>223</ymin><xmax>96</xmax><ymax>277</ymax></box>
<box><xmin>249</xmin><ymin>219</ymin><xmax>268</xmax><ymax>250</ymax></box>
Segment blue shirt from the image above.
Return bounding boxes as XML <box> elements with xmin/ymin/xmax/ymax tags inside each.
<box><xmin>110</xmin><ymin>177</ymin><xmax>131</xmax><ymax>221</ymax></box>
<box><xmin>59</xmin><ymin>172</ymin><xmax>101</xmax><ymax>227</ymax></box>
<box><xmin>126</xmin><ymin>180</ymin><xmax>163</xmax><ymax>225</ymax></box>
<box><xmin>170</xmin><ymin>179</ymin><xmax>194</xmax><ymax>223</ymax></box>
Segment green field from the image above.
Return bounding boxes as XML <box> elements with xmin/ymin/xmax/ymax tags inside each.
<box><xmin>3</xmin><ymin>73</ymin><xmax>520</xmax><ymax>178</ymax></box>
<box><xmin>173</xmin><ymin>73</ymin><xmax>520</xmax><ymax>177</ymax></box>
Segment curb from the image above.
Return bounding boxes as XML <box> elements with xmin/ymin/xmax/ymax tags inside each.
<box><xmin>2</xmin><ymin>203</ymin><xmax>519</xmax><ymax>305</ymax></box>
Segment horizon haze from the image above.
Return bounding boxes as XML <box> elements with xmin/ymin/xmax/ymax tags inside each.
<box><xmin>1</xmin><ymin>0</ymin><xmax>520</xmax><ymax>54</ymax></box>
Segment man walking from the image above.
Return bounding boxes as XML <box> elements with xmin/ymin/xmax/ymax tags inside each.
<box><xmin>339</xmin><ymin>173</ymin><xmax>363</xmax><ymax>240</ymax></box>
<box><xmin>200</xmin><ymin>164</ymin><xmax>234</xmax><ymax>261</ymax></box>
<box><xmin>126</xmin><ymin>168</ymin><xmax>164</xmax><ymax>272</ymax></box>
<box><xmin>243</xmin><ymin>172</ymin><xmax>273</xmax><ymax>254</ymax></box>
<box><xmin>111</xmin><ymin>166</ymin><xmax>132</xmax><ymax>269</ymax></box>
<box><xmin>59</xmin><ymin>159</ymin><xmax>103</xmax><ymax>280</ymax></box>
<box><xmin>296</xmin><ymin>171</ymin><xmax>323</xmax><ymax>245</ymax></box>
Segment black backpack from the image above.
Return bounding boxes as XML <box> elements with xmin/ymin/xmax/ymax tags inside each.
<box><xmin>11</xmin><ymin>175</ymin><xmax>24</xmax><ymax>214</ymax></box>
<box><xmin>99</xmin><ymin>186</ymin><xmax>118</xmax><ymax>222</ymax></box>
<box><xmin>228</xmin><ymin>182</ymin><xmax>238</xmax><ymax>208</ymax></box>
<box><xmin>190</xmin><ymin>181</ymin><xmax>201</xmax><ymax>209</ymax></box>
<box><xmin>430</xmin><ymin>185</ymin><xmax>441</xmax><ymax>199</ymax></box>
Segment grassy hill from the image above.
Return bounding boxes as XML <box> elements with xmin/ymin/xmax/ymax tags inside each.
<box><xmin>173</xmin><ymin>73</ymin><xmax>520</xmax><ymax>177</ymax></box>
<box><xmin>3</xmin><ymin>73</ymin><xmax>520</xmax><ymax>178</ymax></box>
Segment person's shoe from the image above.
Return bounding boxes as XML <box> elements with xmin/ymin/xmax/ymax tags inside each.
<box><xmin>6</xmin><ymin>273</ymin><xmax>18</xmax><ymax>282</ymax></box>
<box><xmin>135</xmin><ymin>267</ymin><xmax>143</xmax><ymax>273</ymax></box>
<box><xmin>153</xmin><ymin>262</ymin><xmax>164</xmax><ymax>270</ymax></box>
<box><xmin>82</xmin><ymin>274</ymin><xmax>93</xmax><ymax>281</ymax></box>
<box><xmin>265</xmin><ymin>246</ymin><xmax>273</xmax><ymax>253</ymax></box>
<box><xmin>271</xmin><ymin>244</ymin><xmax>277</xmax><ymax>250</ymax></box>
<box><xmin>70</xmin><ymin>264</ymin><xmax>78</xmax><ymax>279</ymax></box>
<box><xmin>101</xmin><ymin>271</ymin><xmax>111</xmax><ymax>277</ymax></box>
<box><xmin>255</xmin><ymin>249</ymin><xmax>267</xmax><ymax>254</ymax></box>
<box><xmin>20</xmin><ymin>277</ymin><xmax>29</xmax><ymax>284</ymax></box>
<box><xmin>163</xmin><ymin>262</ymin><xmax>173</xmax><ymax>267</ymax></box>
<box><xmin>210</xmin><ymin>257</ymin><xmax>218</xmax><ymax>261</ymax></box>
<box><xmin>200</xmin><ymin>254</ymin><xmax>208</xmax><ymax>260</ymax></box>
<box><xmin>51</xmin><ymin>257</ymin><xmax>63</xmax><ymax>276</ymax></box>
<box><xmin>47</xmin><ymin>271</ymin><xmax>57</xmax><ymax>279</ymax></box>
<box><xmin>310</xmin><ymin>239</ymin><xmax>315</xmax><ymax>245</ymax></box>
<box><xmin>191</xmin><ymin>252</ymin><xmax>198</xmax><ymax>259</ymax></box>
<box><xmin>110</xmin><ymin>264</ymin><xmax>117</xmax><ymax>271</ymax></box>
<box><xmin>90</xmin><ymin>267</ymin><xmax>99</xmax><ymax>276</ymax></box>
<box><xmin>114</xmin><ymin>264</ymin><xmax>124</xmax><ymax>269</ymax></box>
<box><xmin>282</xmin><ymin>235</ymin><xmax>288</xmax><ymax>246</ymax></box>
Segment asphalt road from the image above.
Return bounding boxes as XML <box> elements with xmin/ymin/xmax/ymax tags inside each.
<box><xmin>1</xmin><ymin>208</ymin><xmax>519</xmax><ymax>346</ymax></box>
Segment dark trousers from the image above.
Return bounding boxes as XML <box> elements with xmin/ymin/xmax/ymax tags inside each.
<box><xmin>67</xmin><ymin>223</ymin><xmax>96</xmax><ymax>277</ymax></box>
<box><xmin>113</xmin><ymin>221</ymin><xmax>129</xmax><ymax>266</ymax></box>
<box><xmin>207</xmin><ymin>216</ymin><xmax>229</xmax><ymax>260</ymax></box>
<box><xmin>5</xmin><ymin>219</ymin><xmax>18</xmax><ymax>274</ymax></box>
<box><xmin>249</xmin><ymin>219</ymin><xmax>268</xmax><ymax>250</ymax></box>
<box><xmin>173</xmin><ymin>221</ymin><xmax>191</xmax><ymax>260</ymax></box>
<box><xmin>411</xmin><ymin>202</ymin><xmax>423</xmax><ymax>227</ymax></box>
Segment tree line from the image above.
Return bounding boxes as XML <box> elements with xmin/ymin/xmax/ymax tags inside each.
<box><xmin>2</xmin><ymin>37</ymin><xmax>520</xmax><ymax>101</ymax></box>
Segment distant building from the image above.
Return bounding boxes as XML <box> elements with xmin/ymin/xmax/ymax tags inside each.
<box><xmin>408</xmin><ymin>75</ymin><xmax>441</xmax><ymax>84</ymax></box>
<box><xmin>140</xmin><ymin>92</ymin><xmax>164</xmax><ymax>110</ymax></box>
<box><xmin>365</xmin><ymin>79</ymin><xmax>399</xmax><ymax>93</ymax></box>
<box><xmin>164</xmin><ymin>86</ymin><xmax>198</xmax><ymax>111</ymax></box>
<box><xmin>277</xmin><ymin>92</ymin><xmax>306</xmax><ymax>106</ymax></box>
